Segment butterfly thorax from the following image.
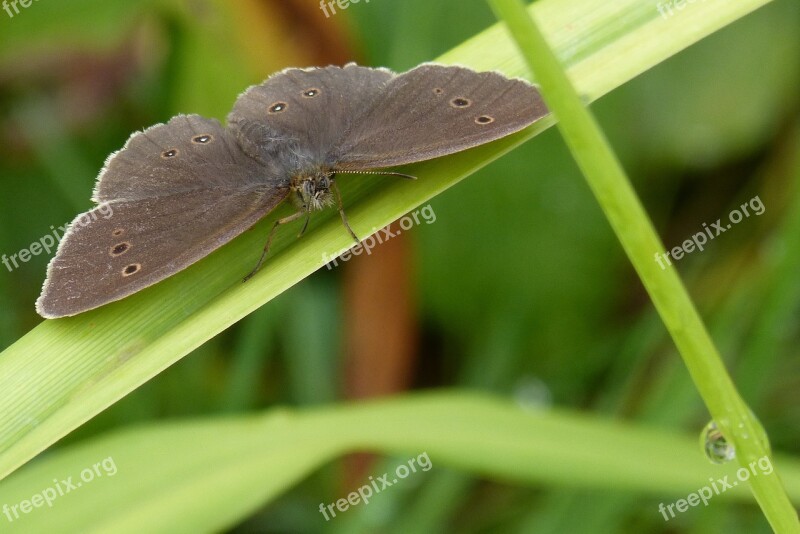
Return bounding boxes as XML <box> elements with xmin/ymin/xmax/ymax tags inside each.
<box><xmin>290</xmin><ymin>171</ymin><xmax>335</xmax><ymax>212</ymax></box>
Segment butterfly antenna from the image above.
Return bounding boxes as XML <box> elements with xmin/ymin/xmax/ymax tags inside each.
<box><xmin>335</xmin><ymin>170</ymin><xmax>417</xmax><ymax>180</ymax></box>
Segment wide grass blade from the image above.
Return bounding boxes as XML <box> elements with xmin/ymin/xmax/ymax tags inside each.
<box><xmin>1</xmin><ymin>393</ymin><xmax>797</xmax><ymax>533</ymax></box>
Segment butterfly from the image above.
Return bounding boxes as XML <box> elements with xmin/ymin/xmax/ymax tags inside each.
<box><xmin>36</xmin><ymin>63</ymin><xmax>548</xmax><ymax>318</ymax></box>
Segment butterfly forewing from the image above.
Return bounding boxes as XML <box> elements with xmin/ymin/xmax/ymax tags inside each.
<box><xmin>333</xmin><ymin>64</ymin><xmax>548</xmax><ymax>169</ymax></box>
<box><xmin>37</xmin><ymin>116</ymin><xmax>286</xmax><ymax>318</ymax></box>
<box><xmin>93</xmin><ymin>115</ymin><xmax>280</xmax><ymax>201</ymax></box>
<box><xmin>228</xmin><ymin>64</ymin><xmax>394</xmax><ymax>169</ymax></box>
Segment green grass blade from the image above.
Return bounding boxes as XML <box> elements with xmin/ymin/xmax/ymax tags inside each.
<box><xmin>0</xmin><ymin>0</ymin><xmax>773</xmax><ymax>482</ymax></box>
<box><xmin>1</xmin><ymin>393</ymin><xmax>797</xmax><ymax>533</ymax></box>
<box><xmin>486</xmin><ymin>0</ymin><xmax>796</xmax><ymax>530</ymax></box>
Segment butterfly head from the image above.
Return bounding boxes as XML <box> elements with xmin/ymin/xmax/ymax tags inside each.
<box><xmin>291</xmin><ymin>171</ymin><xmax>336</xmax><ymax>212</ymax></box>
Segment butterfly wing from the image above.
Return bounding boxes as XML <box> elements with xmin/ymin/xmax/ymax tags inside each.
<box><xmin>227</xmin><ymin>64</ymin><xmax>394</xmax><ymax>169</ymax></box>
<box><xmin>93</xmin><ymin>114</ymin><xmax>285</xmax><ymax>201</ymax></box>
<box><xmin>228</xmin><ymin>63</ymin><xmax>546</xmax><ymax>172</ymax></box>
<box><xmin>332</xmin><ymin>64</ymin><xmax>548</xmax><ymax>169</ymax></box>
<box><xmin>37</xmin><ymin>115</ymin><xmax>287</xmax><ymax>318</ymax></box>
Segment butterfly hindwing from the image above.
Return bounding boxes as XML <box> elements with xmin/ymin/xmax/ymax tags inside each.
<box><xmin>36</xmin><ymin>187</ymin><xmax>287</xmax><ymax>318</ymax></box>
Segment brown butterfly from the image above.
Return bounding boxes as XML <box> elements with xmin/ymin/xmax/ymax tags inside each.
<box><xmin>37</xmin><ymin>63</ymin><xmax>547</xmax><ymax>318</ymax></box>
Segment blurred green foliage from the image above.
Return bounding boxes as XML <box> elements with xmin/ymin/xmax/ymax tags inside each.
<box><xmin>0</xmin><ymin>0</ymin><xmax>798</xmax><ymax>532</ymax></box>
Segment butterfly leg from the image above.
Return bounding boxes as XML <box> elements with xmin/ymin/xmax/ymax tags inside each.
<box><xmin>243</xmin><ymin>210</ymin><xmax>306</xmax><ymax>282</ymax></box>
<box><xmin>297</xmin><ymin>212</ymin><xmax>311</xmax><ymax>238</ymax></box>
<box><xmin>331</xmin><ymin>180</ymin><xmax>360</xmax><ymax>244</ymax></box>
